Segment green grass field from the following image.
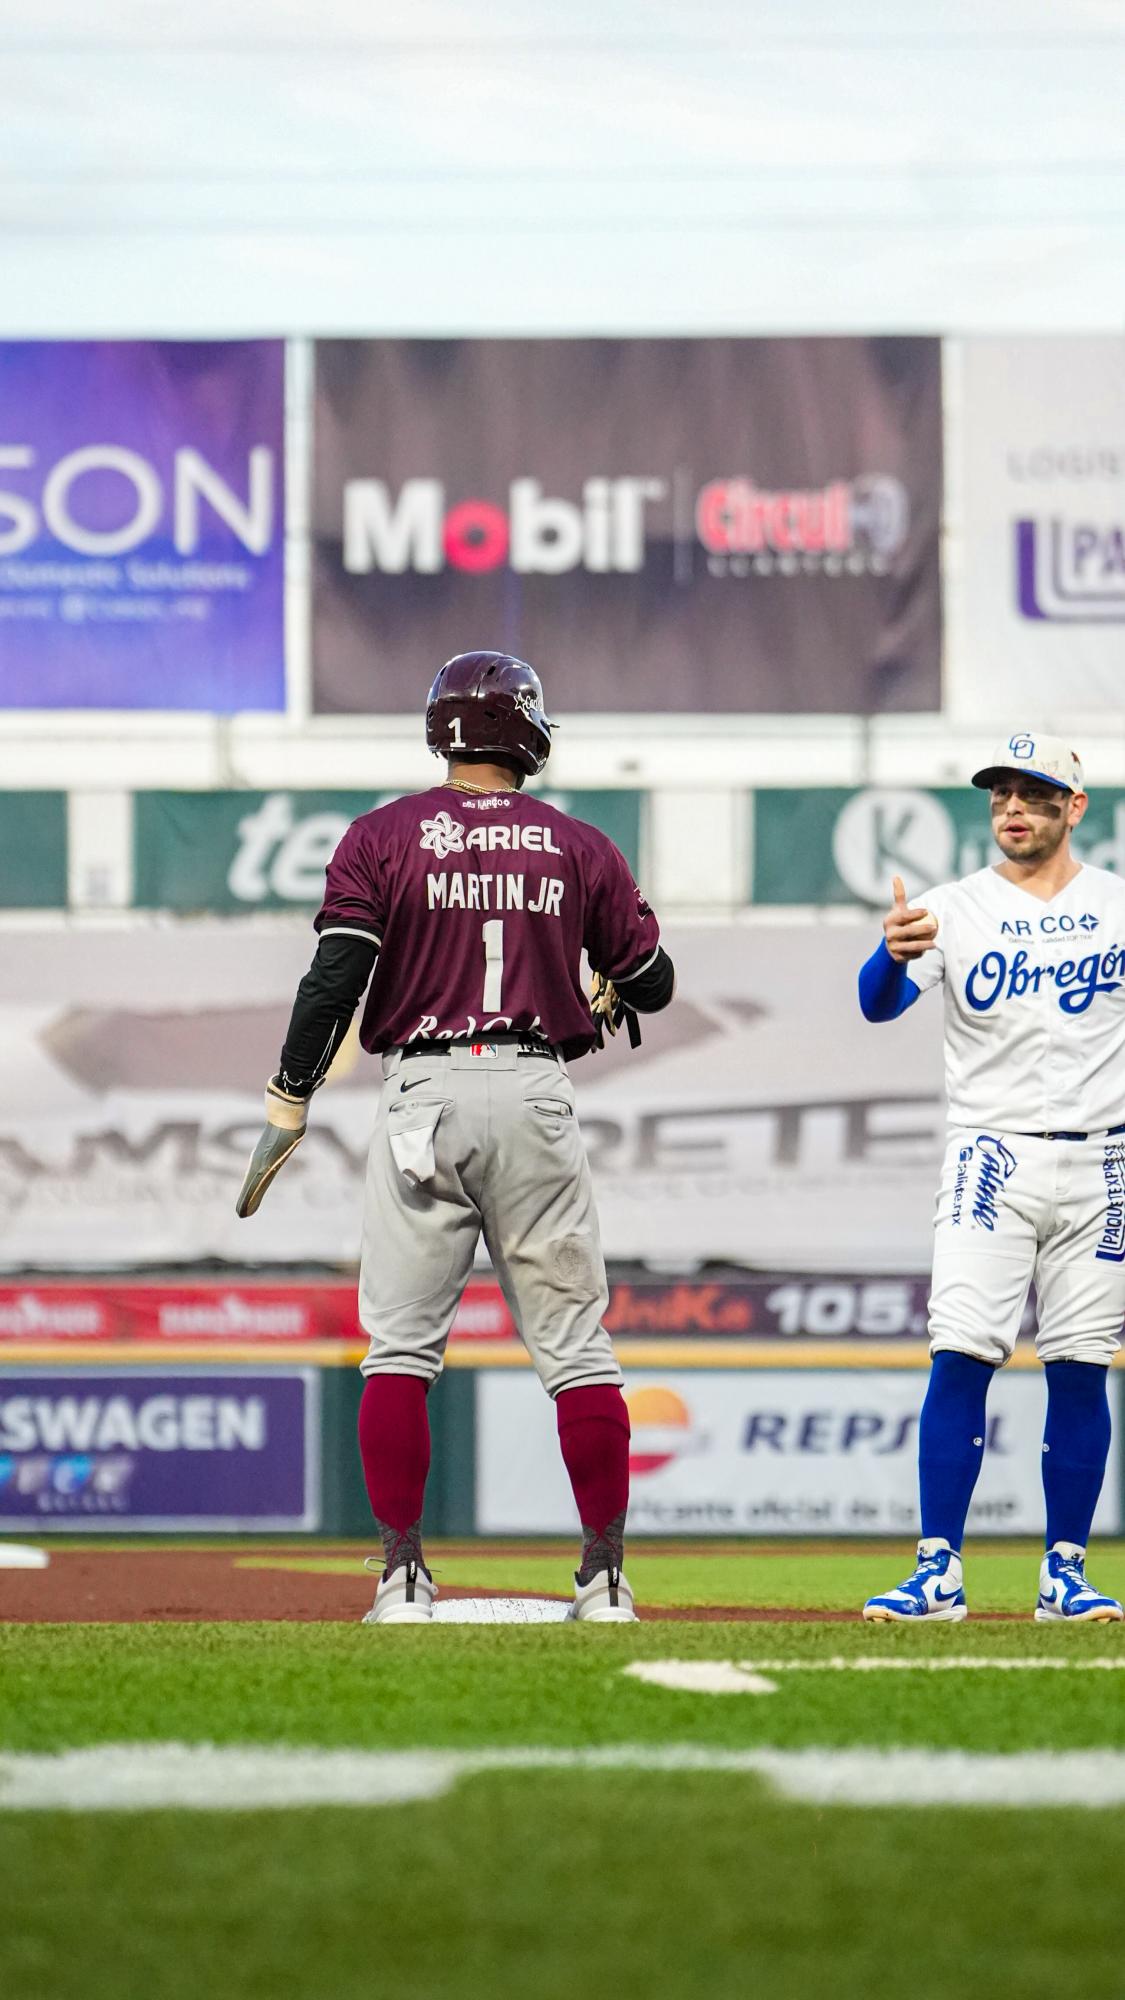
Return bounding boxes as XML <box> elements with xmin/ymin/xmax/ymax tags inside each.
<box><xmin>4</xmin><ymin>1540</ymin><xmax>1125</xmax><ymax>1999</ymax></box>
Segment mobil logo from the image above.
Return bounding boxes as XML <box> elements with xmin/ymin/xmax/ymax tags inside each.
<box><xmin>343</xmin><ymin>476</ymin><xmax>667</xmax><ymax>576</ymax></box>
<box><xmin>625</xmin><ymin>1386</ymin><xmax>707</xmax><ymax>1478</ymax></box>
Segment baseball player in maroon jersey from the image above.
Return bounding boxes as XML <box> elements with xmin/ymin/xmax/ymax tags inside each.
<box><xmin>237</xmin><ymin>651</ymin><xmax>675</xmax><ymax>1624</ymax></box>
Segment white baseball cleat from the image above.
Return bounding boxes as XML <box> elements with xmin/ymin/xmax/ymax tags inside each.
<box><xmin>566</xmin><ymin>1567</ymin><xmax>638</xmax><ymax>1623</ymax></box>
<box><xmin>862</xmin><ymin>1538</ymin><xmax>968</xmax><ymax>1622</ymax></box>
<box><xmin>362</xmin><ymin>1559</ymin><xmax>436</xmax><ymax>1625</ymax></box>
<box><xmin>1034</xmin><ymin>1544</ymin><xmax>1124</xmax><ymax>1623</ymax></box>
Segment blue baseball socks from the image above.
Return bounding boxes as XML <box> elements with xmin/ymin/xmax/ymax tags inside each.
<box><xmin>918</xmin><ymin>1351</ymin><xmax>1112</xmax><ymax>1555</ymax></box>
<box><xmin>918</xmin><ymin>1350</ymin><xmax>996</xmax><ymax>1549</ymax></box>
<box><xmin>1042</xmin><ymin>1359</ymin><xmax>1112</xmax><ymax>1552</ymax></box>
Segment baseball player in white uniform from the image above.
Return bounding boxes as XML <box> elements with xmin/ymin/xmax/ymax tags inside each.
<box><xmin>861</xmin><ymin>732</ymin><xmax>1124</xmax><ymax>1623</ymax></box>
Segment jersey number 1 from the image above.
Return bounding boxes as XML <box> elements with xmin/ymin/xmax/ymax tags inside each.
<box><xmin>481</xmin><ymin>919</ymin><xmax>504</xmax><ymax>1012</ymax></box>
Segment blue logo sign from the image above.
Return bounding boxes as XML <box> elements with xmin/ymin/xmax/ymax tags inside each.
<box><xmin>1016</xmin><ymin>519</ymin><xmax>1125</xmax><ymax>624</ymax></box>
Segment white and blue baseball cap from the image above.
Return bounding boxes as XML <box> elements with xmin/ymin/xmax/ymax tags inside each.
<box><xmin>972</xmin><ymin>731</ymin><xmax>1085</xmax><ymax>794</ymax></box>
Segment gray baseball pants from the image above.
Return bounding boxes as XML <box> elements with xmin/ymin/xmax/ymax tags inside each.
<box><xmin>358</xmin><ymin>1043</ymin><xmax>623</xmax><ymax>1396</ymax></box>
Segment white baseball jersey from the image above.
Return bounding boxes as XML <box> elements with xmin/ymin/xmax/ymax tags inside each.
<box><xmin>910</xmin><ymin>863</ymin><xmax>1125</xmax><ymax>1133</ymax></box>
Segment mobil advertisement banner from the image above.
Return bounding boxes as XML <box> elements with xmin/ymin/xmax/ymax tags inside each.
<box><xmin>131</xmin><ymin>788</ymin><xmax>642</xmax><ymax>911</ymax></box>
<box><xmin>0</xmin><ymin>341</ymin><xmax>285</xmax><ymax>711</ymax></box>
<box><xmin>0</xmin><ymin>919</ymin><xmax>947</xmax><ymax>1272</ymax></box>
<box><xmin>956</xmin><ymin>336</ymin><xmax>1125</xmax><ymax>717</ymax></box>
<box><xmin>752</xmin><ymin>784</ymin><xmax>1125</xmax><ymax>906</ymax></box>
<box><xmin>0</xmin><ymin>1368</ymin><xmax>319</xmax><ymax>1530</ymax></box>
<box><xmin>475</xmin><ymin>1370</ymin><xmax>1121</xmax><ymax>1538</ymax></box>
<box><xmin>312</xmin><ymin>338</ymin><xmax>942</xmax><ymax>715</ymax></box>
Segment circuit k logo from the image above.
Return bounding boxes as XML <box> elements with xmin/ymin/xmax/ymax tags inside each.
<box><xmin>419</xmin><ymin>811</ymin><xmax>465</xmax><ymax>859</ymax></box>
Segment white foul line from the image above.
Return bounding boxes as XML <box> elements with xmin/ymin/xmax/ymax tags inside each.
<box><xmin>5</xmin><ymin>1741</ymin><xmax>1125</xmax><ymax>1812</ymax></box>
<box><xmin>622</xmin><ymin>1656</ymin><xmax>1125</xmax><ymax>1698</ymax></box>
<box><xmin>739</xmin><ymin>1656</ymin><xmax>1125</xmax><ymax>1673</ymax></box>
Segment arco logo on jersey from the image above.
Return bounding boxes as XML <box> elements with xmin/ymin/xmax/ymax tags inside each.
<box><xmin>1000</xmin><ymin>912</ymin><xmax>1099</xmax><ymax>937</ymax></box>
<box><xmin>965</xmin><ymin>945</ymin><xmax>1125</xmax><ymax>1015</ymax></box>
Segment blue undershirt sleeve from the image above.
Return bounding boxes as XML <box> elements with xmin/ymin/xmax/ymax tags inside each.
<box><xmin>858</xmin><ymin>938</ymin><xmax>922</xmax><ymax>1023</ymax></box>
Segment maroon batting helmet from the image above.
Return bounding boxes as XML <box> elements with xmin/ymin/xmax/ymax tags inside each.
<box><xmin>425</xmin><ymin>650</ymin><xmax>555</xmax><ymax>777</ymax></box>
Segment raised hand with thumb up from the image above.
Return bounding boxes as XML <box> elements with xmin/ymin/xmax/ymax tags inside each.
<box><xmin>884</xmin><ymin>875</ymin><xmax>939</xmax><ymax>963</ymax></box>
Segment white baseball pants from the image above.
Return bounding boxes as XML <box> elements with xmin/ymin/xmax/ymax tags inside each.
<box><xmin>928</xmin><ymin>1126</ymin><xmax>1125</xmax><ymax>1367</ymax></box>
<box><xmin>358</xmin><ymin>1043</ymin><xmax>623</xmax><ymax>1396</ymax></box>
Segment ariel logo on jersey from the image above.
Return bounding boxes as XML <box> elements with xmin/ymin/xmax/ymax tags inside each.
<box><xmin>972</xmin><ymin>1134</ymin><xmax>1017</xmax><ymax>1233</ymax></box>
<box><xmin>965</xmin><ymin>946</ymin><xmax>1125</xmax><ymax>1016</ymax></box>
<box><xmin>419</xmin><ymin>811</ymin><xmax>466</xmax><ymax>859</ymax></box>
<box><xmin>1095</xmin><ymin>1142</ymin><xmax>1125</xmax><ymax>1264</ymax></box>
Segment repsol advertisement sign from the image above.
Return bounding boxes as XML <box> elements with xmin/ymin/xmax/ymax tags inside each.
<box><xmin>475</xmin><ymin>1371</ymin><xmax>1121</xmax><ymax>1537</ymax></box>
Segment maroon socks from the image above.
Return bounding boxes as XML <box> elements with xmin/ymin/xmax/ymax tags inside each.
<box><xmin>556</xmin><ymin>1383</ymin><xmax>631</xmax><ymax>1584</ymax></box>
<box><xmin>360</xmin><ymin>1374</ymin><xmax>630</xmax><ymax>1587</ymax></box>
<box><xmin>358</xmin><ymin>1373</ymin><xmax>431</xmax><ymax>1577</ymax></box>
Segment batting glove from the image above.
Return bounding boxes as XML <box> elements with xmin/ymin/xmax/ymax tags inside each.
<box><xmin>589</xmin><ymin>970</ymin><xmax>642</xmax><ymax>1050</ymax></box>
<box><xmin>235</xmin><ymin>1077</ymin><xmax>310</xmax><ymax>1218</ymax></box>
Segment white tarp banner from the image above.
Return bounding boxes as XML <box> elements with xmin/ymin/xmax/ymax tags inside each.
<box><xmin>954</xmin><ymin>336</ymin><xmax>1125</xmax><ymax>718</ymax></box>
<box><xmin>475</xmin><ymin>1369</ymin><xmax>1121</xmax><ymax>1539</ymax></box>
<box><xmin>0</xmin><ymin>918</ymin><xmax>945</xmax><ymax>1271</ymax></box>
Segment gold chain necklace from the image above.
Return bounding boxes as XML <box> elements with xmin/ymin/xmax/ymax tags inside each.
<box><xmin>444</xmin><ymin>777</ymin><xmax>515</xmax><ymax>796</ymax></box>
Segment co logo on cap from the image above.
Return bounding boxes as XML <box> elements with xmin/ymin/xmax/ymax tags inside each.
<box><xmin>1008</xmin><ymin>735</ymin><xmax>1035</xmax><ymax>759</ymax></box>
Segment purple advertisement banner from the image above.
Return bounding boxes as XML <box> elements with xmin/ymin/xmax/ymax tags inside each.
<box><xmin>312</xmin><ymin>337</ymin><xmax>942</xmax><ymax>715</ymax></box>
<box><xmin>0</xmin><ymin>1369</ymin><xmax>317</xmax><ymax>1529</ymax></box>
<box><xmin>0</xmin><ymin>342</ymin><xmax>285</xmax><ymax>711</ymax></box>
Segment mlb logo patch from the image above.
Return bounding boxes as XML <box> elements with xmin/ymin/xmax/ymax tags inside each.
<box><xmin>469</xmin><ymin>1043</ymin><xmax>499</xmax><ymax>1059</ymax></box>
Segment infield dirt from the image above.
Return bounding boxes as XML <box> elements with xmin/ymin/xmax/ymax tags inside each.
<box><xmin>0</xmin><ymin>1545</ymin><xmax>870</xmax><ymax>1622</ymax></box>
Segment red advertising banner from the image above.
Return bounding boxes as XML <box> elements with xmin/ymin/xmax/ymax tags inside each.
<box><xmin>0</xmin><ymin>1277</ymin><xmax>943</xmax><ymax>1347</ymax></box>
<box><xmin>312</xmin><ymin>338</ymin><xmax>942</xmax><ymax>715</ymax></box>
<box><xmin>0</xmin><ymin>1282</ymin><xmax>513</xmax><ymax>1346</ymax></box>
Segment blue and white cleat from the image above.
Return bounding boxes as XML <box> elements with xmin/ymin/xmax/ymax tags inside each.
<box><xmin>1034</xmin><ymin>1544</ymin><xmax>1123</xmax><ymax>1623</ymax></box>
<box><xmin>862</xmin><ymin>1538</ymin><xmax>967</xmax><ymax>1622</ymax></box>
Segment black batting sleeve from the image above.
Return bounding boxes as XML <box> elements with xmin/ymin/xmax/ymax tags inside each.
<box><xmin>614</xmin><ymin>945</ymin><xmax>675</xmax><ymax>1013</ymax></box>
<box><xmin>276</xmin><ymin>933</ymin><xmax>378</xmax><ymax>1096</ymax></box>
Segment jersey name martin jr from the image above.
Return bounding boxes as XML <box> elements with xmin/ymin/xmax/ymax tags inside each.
<box><xmin>426</xmin><ymin>871</ymin><xmax>564</xmax><ymax>915</ymax></box>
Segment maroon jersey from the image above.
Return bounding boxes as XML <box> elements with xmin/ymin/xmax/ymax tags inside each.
<box><xmin>315</xmin><ymin>785</ymin><xmax>660</xmax><ymax>1058</ymax></box>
